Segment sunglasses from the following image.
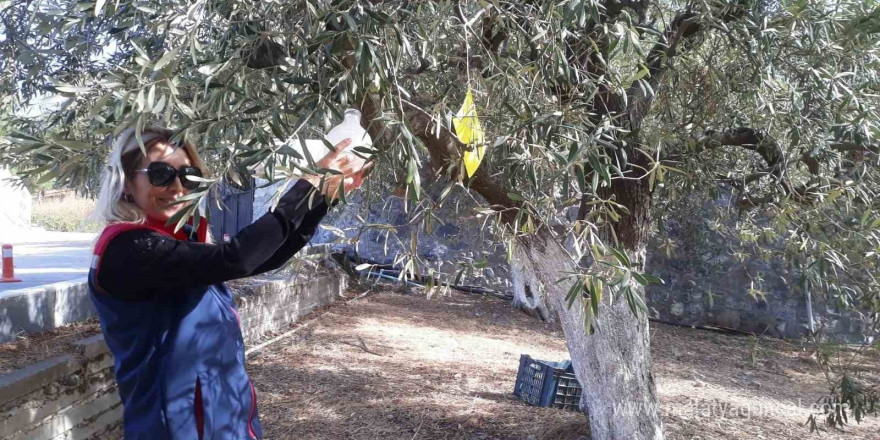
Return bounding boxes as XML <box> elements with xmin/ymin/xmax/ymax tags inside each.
<box><xmin>136</xmin><ymin>162</ymin><xmax>203</xmax><ymax>190</ymax></box>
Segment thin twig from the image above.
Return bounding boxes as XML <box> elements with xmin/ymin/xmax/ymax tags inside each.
<box><xmin>340</xmin><ymin>336</ymin><xmax>384</xmax><ymax>357</ymax></box>
<box><xmin>410</xmin><ymin>416</ymin><xmax>425</xmax><ymax>440</ymax></box>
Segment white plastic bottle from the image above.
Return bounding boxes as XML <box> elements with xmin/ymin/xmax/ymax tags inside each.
<box><xmin>324</xmin><ymin>108</ymin><xmax>372</xmax><ymax>171</ymax></box>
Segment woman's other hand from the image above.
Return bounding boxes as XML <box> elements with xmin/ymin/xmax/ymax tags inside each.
<box><xmin>302</xmin><ymin>138</ymin><xmax>372</xmax><ymax>200</ymax></box>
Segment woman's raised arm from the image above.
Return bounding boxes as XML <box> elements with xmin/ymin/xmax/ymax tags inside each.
<box><xmin>96</xmin><ymin>179</ymin><xmax>328</xmax><ymax>299</ymax></box>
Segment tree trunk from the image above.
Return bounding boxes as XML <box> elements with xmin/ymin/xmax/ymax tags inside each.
<box><xmin>513</xmin><ymin>231</ymin><xmax>664</xmax><ymax>440</ymax></box>
<box><xmin>510</xmin><ymin>252</ymin><xmax>552</xmax><ymax>322</ymax></box>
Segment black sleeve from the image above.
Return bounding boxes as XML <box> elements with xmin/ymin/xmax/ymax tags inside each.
<box><xmin>250</xmin><ymin>190</ymin><xmax>330</xmax><ymax>275</ymax></box>
<box><xmin>98</xmin><ymin>179</ymin><xmax>329</xmax><ymax>300</ymax></box>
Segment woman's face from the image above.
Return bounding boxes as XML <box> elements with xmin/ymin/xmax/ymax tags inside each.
<box><xmin>124</xmin><ymin>142</ymin><xmax>194</xmax><ymax>222</ymax></box>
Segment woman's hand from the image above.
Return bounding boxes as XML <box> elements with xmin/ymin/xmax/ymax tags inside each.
<box><xmin>302</xmin><ymin>138</ymin><xmax>372</xmax><ymax>200</ymax></box>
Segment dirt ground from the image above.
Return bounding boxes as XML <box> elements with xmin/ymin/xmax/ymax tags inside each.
<box><xmin>2</xmin><ymin>288</ymin><xmax>877</xmax><ymax>439</ymax></box>
<box><xmin>248</xmin><ymin>287</ymin><xmax>880</xmax><ymax>440</ymax></box>
<box><xmin>0</xmin><ymin>318</ymin><xmax>101</xmax><ymax>375</ymax></box>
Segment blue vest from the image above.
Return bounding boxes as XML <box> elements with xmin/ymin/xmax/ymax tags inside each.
<box><xmin>89</xmin><ymin>222</ymin><xmax>262</xmax><ymax>440</ymax></box>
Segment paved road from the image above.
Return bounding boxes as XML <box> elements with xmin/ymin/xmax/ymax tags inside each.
<box><xmin>0</xmin><ymin>228</ymin><xmax>96</xmax><ymax>292</ymax></box>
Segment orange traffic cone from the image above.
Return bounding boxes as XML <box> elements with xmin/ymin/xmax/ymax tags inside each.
<box><xmin>1</xmin><ymin>244</ymin><xmax>22</xmax><ymax>283</ymax></box>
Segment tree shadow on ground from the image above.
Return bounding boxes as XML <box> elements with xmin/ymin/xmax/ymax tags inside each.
<box><xmin>247</xmin><ymin>291</ymin><xmax>587</xmax><ymax>440</ymax></box>
<box><xmin>250</xmin><ymin>362</ymin><xmax>589</xmax><ymax>440</ymax></box>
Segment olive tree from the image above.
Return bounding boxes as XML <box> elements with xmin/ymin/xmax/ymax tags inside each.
<box><xmin>1</xmin><ymin>0</ymin><xmax>878</xmax><ymax>438</ymax></box>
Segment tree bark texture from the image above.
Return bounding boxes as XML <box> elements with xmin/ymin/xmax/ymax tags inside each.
<box><xmin>512</xmin><ymin>230</ymin><xmax>664</xmax><ymax>440</ymax></box>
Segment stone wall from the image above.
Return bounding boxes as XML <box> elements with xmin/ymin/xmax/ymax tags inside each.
<box><xmin>267</xmin><ymin>179</ymin><xmax>512</xmax><ymax>291</ymax></box>
<box><xmin>0</xmin><ymin>279</ymin><xmax>95</xmax><ymax>344</ymax></box>
<box><xmin>230</xmin><ymin>267</ymin><xmax>346</xmax><ymax>345</ymax></box>
<box><xmin>307</xmin><ymin>179</ymin><xmax>872</xmax><ymax>342</ymax></box>
<box><xmin>0</xmin><ymin>266</ymin><xmax>346</xmax><ymax>440</ymax></box>
<box><xmin>644</xmin><ymin>196</ymin><xmax>873</xmax><ymax>343</ymax></box>
<box><xmin>0</xmin><ymin>247</ymin><xmax>337</xmax><ymax>343</ymax></box>
<box><xmin>0</xmin><ymin>335</ymin><xmax>121</xmax><ymax>440</ymax></box>
<box><xmin>255</xmin><ymin>176</ymin><xmax>876</xmax><ymax>342</ymax></box>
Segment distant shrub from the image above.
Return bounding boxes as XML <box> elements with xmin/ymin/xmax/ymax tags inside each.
<box><xmin>31</xmin><ymin>193</ymin><xmax>103</xmax><ymax>233</ymax></box>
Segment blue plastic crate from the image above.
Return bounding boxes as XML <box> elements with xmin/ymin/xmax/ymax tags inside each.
<box><xmin>513</xmin><ymin>354</ymin><xmax>582</xmax><ymax>411</ymax></box>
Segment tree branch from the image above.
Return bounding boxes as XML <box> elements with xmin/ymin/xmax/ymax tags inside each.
<box><xmin>607</xmin><ymin>0</ymin><xmax>650</xmax><ymax>22</ymax></box>
<box><xmin>359</xmin><ymin>98</ymin><xmax>519</xmax><ymax>222</ymax></box>
<box><xmin>693</xmin><ymin>127</ymin><xmax>827</xmax><ymax>208</ymax></box>
<box><xmin>626</xmin><ymin>3</ymin><xmax>749</xmax><ymax>129</ymax></box>
<box><xmin>402</xmin><ymin>101</ymin><xmax>518</xmax><ymax>212</ymax></box>
<box><xmin>735</xmin><ymin>182</ymin><xmax>813</xmax><ymax>209</ymax></box>
<box><xmin>480</xmin><ymin>12</ymin><xmax>508</xmax><ymax>54</ymax></box>
<box><xmin>829</xmin><ymin>142</ymin><xmax>879</xmax><ymax>154</ymax></box>
<box><xmin>800</xmin><ymin>142</ymin><xmax>877</xmax><ymax>175</ymax></box>
<box><xmin>697</xmin><ymin>127</ymin><xmax>786</xmax><ymax>177</ymax></box>
<box><xmin>666</xmin><ymin>127</ymin><xmax>877</xmax><ymax>208</ymax></box>
<box><xmin>626</xmin><ymin>12</ymin><xmax>701</xmax><ymax>129</ymax></box>
<box><xmin>800</xmin><ymin>151</ymin><xmax>821</xmax><ymax>175</ymax></box>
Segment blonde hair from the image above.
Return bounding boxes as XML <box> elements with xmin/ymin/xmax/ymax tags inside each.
<box><xmin>94</xmin><ymin>126</ymin><xmax>208</xmax><ymax>225</ymax></box>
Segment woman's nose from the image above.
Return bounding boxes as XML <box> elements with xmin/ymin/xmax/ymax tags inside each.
<box><xmin>167</xmin><ymin>174</ymin><xmax>185</xmax><ymax>193</ymax></box>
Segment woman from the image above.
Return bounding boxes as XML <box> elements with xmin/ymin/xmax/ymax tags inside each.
<box><xmin>89</xmin><ymin>126</ymin><xmax>367</xmax><ymax>440</ymax></box>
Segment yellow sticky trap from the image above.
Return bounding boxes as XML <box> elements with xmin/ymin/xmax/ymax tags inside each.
<box><xmin>452</xmin><ymin>89</ymin><xmax>486</xmax><ymax>178</ymax></box>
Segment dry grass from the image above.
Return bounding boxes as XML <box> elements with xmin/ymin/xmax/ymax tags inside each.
<box><xmin>0</xmin><ymin>319</ymin><xmax>102</xmax><ymax>375</ymax></box>
<box><xmin>249</xmin><ymin>288</ymin><xmax>581</xmax><ymax>440</ymax></box>
<box><xmin>4</xmin><ymin>287</ymin><xmax>877</xmax><ymax>440</ymax></box>
<box><xmin>31</xmin><ymin>193</ymin><xmax>102</xmax><ymax>233</ymax></box>
<box><xmin>652</xmin><ymin>323</ymin><xmax>880</xmax><ymax>440</ymax></box>
<box><xmin>248</xmin><ymin>288</ymin><xmax>880</xmax><ymax>440</ymax></box>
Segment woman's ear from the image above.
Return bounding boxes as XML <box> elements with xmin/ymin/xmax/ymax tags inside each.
<box><xmin>122</xmin><ymin>178</ymin><xmax>137</xmax><ymax>205</ymax></box>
